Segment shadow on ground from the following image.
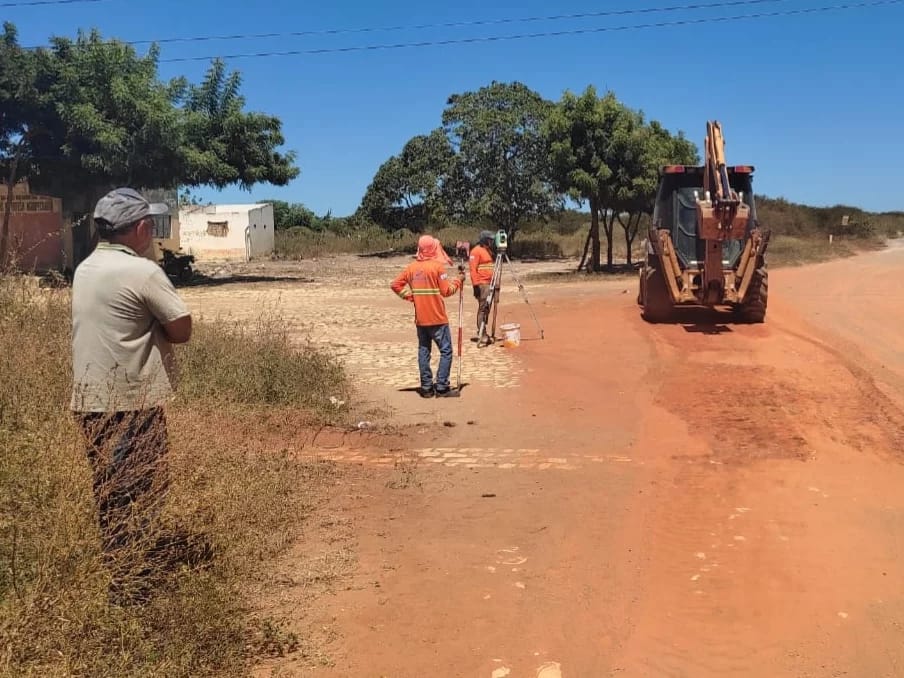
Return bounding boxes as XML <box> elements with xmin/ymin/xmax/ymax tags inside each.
<box><xmin>398</xmin><ymin>383</ymin><xmax>472</xmax><ymax>394</ymax></box>
<box><xmin>642</xmin><ymin>306</ymin><xmax>763</xmax><ymax>333</ymax></box>
<box><xmin>175</xmin><ymin>273</ymin><xmax>316</xmax><ymax>288</ymax></box>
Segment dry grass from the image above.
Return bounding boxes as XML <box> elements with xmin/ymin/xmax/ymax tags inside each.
<box><xmin>275</xmin><ymin>223</ymin><xmax>593</xmax><ymax>261</ymax></box>
<box><xmin>765</xmin><ymin>234</ymin><xmax>885</xmax><ymax>267</ymax></box>
<box><xmin>276</xmin><ymin>213</ymin><xmax>894</xmax><ymax>272</ymax></box>
<box><xmin>0</xmin><ymin>274</ymin><xmax>350</xmax><ymax>677</ymax></box>
<box><xmin>175</xmin><ymin>307</ymin><xmax>351</xmax><ymax>424</ymax></box>
<box><xmin>274</xmin><ymin>224</ymin><xmax>411</xmax><ymax>259</ymax></box>
<box><xmin>526</xmin><ymin>233</ymin><xmax>889</xmax><ymax>283</ymax></box>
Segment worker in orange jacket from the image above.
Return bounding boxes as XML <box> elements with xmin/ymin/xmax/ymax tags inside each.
<box><xmin>469</xmin><ymin>230</ymin><xmax>496</xmax><ymax>341</ymax></box>
<box><xmin>391</xmin><ymin>235</ymin><xmax>465</xmax><ymax>398</ymax></box>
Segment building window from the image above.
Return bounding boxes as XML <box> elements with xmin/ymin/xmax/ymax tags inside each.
<box><xmin>207</xmin><ymin>221</ymin><xmax>229</xmax><ymax>237</ymax></box>
<box><xmin>151</xmin><ymin>215</ymin><xmax>172</xmax><ymax>239</ymax></box>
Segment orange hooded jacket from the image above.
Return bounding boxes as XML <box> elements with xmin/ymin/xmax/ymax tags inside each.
<box><xmin>469</xmin><ymin>244</ymin><xmax>494</xmax><ymax>286</ymax></box>
<box><xmin>391</xmin><ymin>236</ymin><xmax>462</xmax><ymax>326</ymax></box>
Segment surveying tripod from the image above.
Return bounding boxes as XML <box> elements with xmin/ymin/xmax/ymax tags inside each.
<box><xmin>476</xmin><ymin>230</ymin><xmax>545</xmax><ymax>347</ymax></box>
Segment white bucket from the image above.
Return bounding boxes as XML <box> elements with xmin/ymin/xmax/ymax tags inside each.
<box><xmin>500</xmin><ymin>322</ymin><xmax>521</xmax><ymax>347</ymax></box>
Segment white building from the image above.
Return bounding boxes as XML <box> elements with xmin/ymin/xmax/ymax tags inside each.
<box><xmin>178</xmin><ymin>203</ymin><xmax>275</xmax><ymax>261</ymax></box>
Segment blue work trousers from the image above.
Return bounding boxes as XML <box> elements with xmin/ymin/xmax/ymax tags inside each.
<box><xmin>416</xmin><ymin>323</ymin><xmax>453</xmax><ymax>391</ymax></box>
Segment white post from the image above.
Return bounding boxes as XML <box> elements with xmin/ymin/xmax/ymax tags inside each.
<box><xmin>829</xmin><ymin>234</ymin><xmax>834</xmax><ymax>245</ymax></box>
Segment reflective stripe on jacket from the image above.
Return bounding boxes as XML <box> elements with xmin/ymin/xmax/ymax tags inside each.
<box><xmin>391</xmin><ymin>259</ymin><xmax>461</xmax><ymax>326</ymax></box>
<box><xmin>469</xmin><ymin>244</ymin><xmax>494</xmax><ymax>285</ymax></box>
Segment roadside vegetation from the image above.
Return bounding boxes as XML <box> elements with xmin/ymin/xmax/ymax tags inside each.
<box><xmin>274</xmin><ymin>198</ymin><xmax>904</xmax><ymax>270</ymax></box>
<box><xmin>274</xmin><ymin>217</ymin><xmax>587</xmax><ymax>261</ymax></box>
<box><xmin>0</xmin><ymin>275</ymin><xmax>350</xmax><ymax>677</ymax></box>
<box><xmin>269</xmin><ymin>81</ymin><xmax>904</xmax><ymax>272</ymax></box>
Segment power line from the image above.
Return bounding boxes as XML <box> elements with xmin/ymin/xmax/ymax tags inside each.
<box><xmin>155</xmin><ymin>0</ymin><xmax>904</xmax><ymax>63</ymax></box>
<box><xmin>2</xmin><ymin>0</ymin><xmax>108</xmax><ymax>7</ymax></box>
<box><xmin>131</xmin><ymin>0</ymin><xmax>791</xmax><ymax>46</ymax></box>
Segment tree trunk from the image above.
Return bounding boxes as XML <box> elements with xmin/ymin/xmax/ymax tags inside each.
<box><xmin>617</xmin><ymin>212</ymin><xmax>641</xmax><ymax>268</ymax></box>
<box><xmin>606</xmin><ymin>220</ymin><xmax>614</xmax><ymax>270</ymax></box>
<box><xmin>626</xmin><ymin>213</ymin><xmax>642</xmax><ymax>267</ymax></box>
<box><xmin>1</xmin><ymin>156</ymin><xmax>19</xmax><ymax>272</ymax></box>
<box><xmin>600</xmin><ymin>209</ymin><xmax>615</xmax><ymax>271</ymax></box>
<box><xmin>577</xmin><ymin>227</ymin><xmax>592</xmax><ymax>272</ymax></box>
<box><xmin>589</xmin><ymin>197</ymin><xmax>601</xmax><ymax>272</ymax></box>
<box><xmin>625</xmin><ymin>217</ymin><xmax>634</xmax><ymax>267</ymax></box>
<box><xmin>506</xmin><ymin>224</ymin><xmax>517</xmax><ymax>247</ymax></box>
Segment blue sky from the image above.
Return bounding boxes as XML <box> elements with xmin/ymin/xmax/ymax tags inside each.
<box><xmin>7</xmin><ymin>0</ymin><xmax>904</xmax><ymax>215</ymax></box>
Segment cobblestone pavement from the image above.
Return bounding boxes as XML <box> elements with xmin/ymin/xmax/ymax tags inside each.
<box><xmin>181</xmin><ymin>255</ymin><xmax>572</xmax><ymax>392</ymax></box>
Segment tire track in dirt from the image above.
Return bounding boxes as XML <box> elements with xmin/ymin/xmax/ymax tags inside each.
<box><xmin>616</xmin><ymin>294</ymin><xmax>904</xmax><ymax>677</ymax></box>
<box><xmin>617</xmin><ymin>315</ymin><xmax>802</xmax><ymax>675</ymax></box>
<box><xmin>772</xmin><ymin>324</ymin><xmax>904</xmax><ymax>460</ymax></box>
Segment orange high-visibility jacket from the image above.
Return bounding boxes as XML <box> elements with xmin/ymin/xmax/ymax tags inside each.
<box><xmin>469</xmin><ymin>244</ymin><xmax>494</xmax><ymax>286</ymax></box>
<box><xmin>391</xmin><ymin>259</ymin><xmax>461</xmax><ymax>326</ymax></box>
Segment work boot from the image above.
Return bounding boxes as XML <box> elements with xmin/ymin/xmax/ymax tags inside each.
<box><xmin>434</xmin><ymin>388</ymin><xmax>461</xmax><ymax>398</ymax></box>
<box><xmin>417</xmin><ymin>387</ymin><xmax>435</xmax><ymax>398</ymax></box>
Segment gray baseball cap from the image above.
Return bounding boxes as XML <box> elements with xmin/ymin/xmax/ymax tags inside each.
<box><xmin>479</xmin><ymin>230</ymin><xmax>495</xmax><ymax>243</ymax></box>
<box><xmin>93</xmin><ymin>187</ymin><xmax>169</xmax><ymax>233</ymax></box>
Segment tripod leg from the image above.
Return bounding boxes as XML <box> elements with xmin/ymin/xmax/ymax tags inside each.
<box><xmin>503</xmin><ymin>254</ymin><xmax>545</xmax><ymax>339</ymax></box>
<box><xmin>476</xmin><ymin>254</ymin><xmax>502</xmax><ymax>347</ymax></box>
<box><xmin>490</xmin><ymin>277</ymin><xmax>500</xmax><ymax>340</ymax></box>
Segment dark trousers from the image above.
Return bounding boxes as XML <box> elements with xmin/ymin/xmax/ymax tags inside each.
<box><xmin>473</xmin><ymin>284</ymin><xmax>491</xmax><ymax>333</ymax></box>
<box><xmin>77</xmin><ymin>407</ymin><xmax>169</xmax><ymax>599</ymax></box>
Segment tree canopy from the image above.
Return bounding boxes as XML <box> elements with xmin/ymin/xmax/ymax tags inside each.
<box><xmin>546</xmin><ymin>86</ymin><xmax>624</xmax><ymax>271</ymax></box>
<box><xmin>0</xmin><ymin>22</ymin><xmax>299</xmax><ymax>264</ymax></box>
<box><xmin>442</xmin><ymin>81</ymin><xmax>561</xmax><ymax>237</ymax></box>
<box><xmin>358</xmin><ymin>129</ymin><xmax>454</xmax><ymax>231</ymax></box>
<box><xmin>546</xmin><ymin>86</ymin><xmax>698</xmax><ymax>270</ymax></box>
<box><xmin>357</xmin><ymin>80</ymin><xmax>698</xmax><ymax>267</ymax></box>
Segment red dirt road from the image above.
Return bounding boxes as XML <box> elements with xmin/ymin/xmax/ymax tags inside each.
<box><xmin>278</xmin><ymin>245</ymin><xmax>904</xmax><ymax>678</ymax></box>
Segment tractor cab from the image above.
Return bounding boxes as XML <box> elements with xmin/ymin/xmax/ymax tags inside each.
<box><xmin>652</xmin><ymin>165</ymin><xmax>758</xmax><ymax>271</ymax></box>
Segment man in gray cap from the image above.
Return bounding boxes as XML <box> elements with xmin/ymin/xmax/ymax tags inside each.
<box><xmin>70</xmin><ymin>187</ymin><xmax>192</xmax><ymax>604</ymax></box>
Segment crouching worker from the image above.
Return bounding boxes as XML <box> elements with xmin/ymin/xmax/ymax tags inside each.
<box><xmin>391</xmin><ymin>235</ymin><xmax>465</xmax><ymax>398</ymax></box>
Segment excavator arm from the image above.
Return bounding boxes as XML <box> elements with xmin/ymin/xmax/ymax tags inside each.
<box><xmin>696</xmin><ymin>121</ymin><xmax>751</xmax><ymax>304</ymax></box>
<box><xmin>701</xmin><ymin>121</ymin><xmax>745</xmax><ymax>225</ymax></box>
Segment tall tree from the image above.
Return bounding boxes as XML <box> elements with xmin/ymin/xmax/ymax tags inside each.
<box><xmin>25</xmin><ymin>31</ymin><xmax>188</xmax><ymax>211</ymax></box>
<box><xmin>547</xmin><ymin>85</ymin><xmax>612</xmax><ymax>272</ymax></box>
<box><xmin>360</xmin><ymin>156</ymin><xmax>409</xmax><ymax>229</ymax></box>
<box><xmin>546</xmin><ymin>87</ymin><xmax>634</xmax><ymax>271</ymax></box>
<box><xmin>179</xmin><ymin>59</ymin><xmax>298</xmax><ymax>190</ymax></box>
<box><xmin>613</xmin><ymin>117</ymin><xmax>698</xmax><ymax>266</ymax></box>
<box><xmin>1</xmin><ymin>25</ymin><xmax>299</xmax><ymax>233</ymax></box>
<box><xmin>0</xmin><ymin>23</ymin><xmax>44</xmax><ymax>267</ymax></box>
<box><xmin>442</xmin><ymin>81</ymin><xmax>560</xmax><ymax>239</ymax></box>
<box><xmin>359</xmin><ymin>129</ymin><xmax>454</xmax><ymax>231</ymax></box>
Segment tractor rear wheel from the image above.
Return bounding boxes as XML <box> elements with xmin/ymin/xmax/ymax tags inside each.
<box><xmin>640</xmin><ymin>261</ymin><xmax>674</xmax><ymax>323</ymax></box>
<box><xmin>735</xmin><ymin>263</ymin><xmax>768</xmax><ymax>323</ymax></box>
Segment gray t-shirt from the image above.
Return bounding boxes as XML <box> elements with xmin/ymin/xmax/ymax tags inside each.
<box><xmin>70</xmin><ymin>243</ymin><xmax>190</xmax><ymax>412</ymax></box>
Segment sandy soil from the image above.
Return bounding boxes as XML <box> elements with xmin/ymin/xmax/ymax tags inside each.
<box><xmin>181</xmin><ymin>244</ymin><xmax>904</xmax><ymax>678</ymax></box>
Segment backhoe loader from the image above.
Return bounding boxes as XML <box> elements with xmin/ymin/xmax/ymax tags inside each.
<box><xmin>637</xmin><ymin>121</ymin><xmax>770</xmax><ymax>322</ymax></box>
